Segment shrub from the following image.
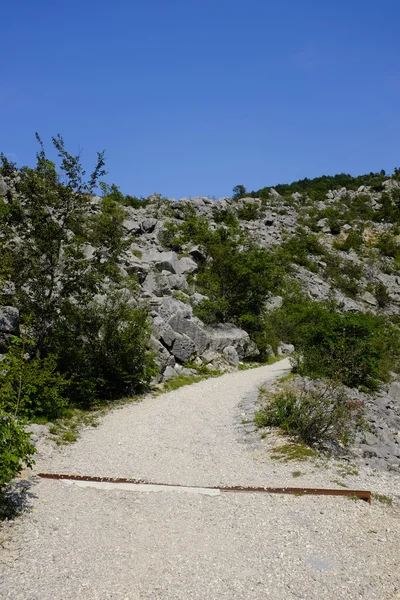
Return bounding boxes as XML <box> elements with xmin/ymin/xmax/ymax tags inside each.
<box><xmin>280</xmin><ymin>229</ymin><xmax>326</xmax><ymax>268</ymax></box>
<box><xmin>51</xmin><ymin>294</ymin><xmax>157</xmax><ymax>407</ymax></box>
<box><xmin>0</xmin><ymin>336</ymin><xmax>67</xmax><ymax>419</ymax></box>
<box><xmin>0</xmin><ymin>412</ymin><xmax>35</xmax><ymax>489</ymax></box>
<box><xmin>213</xmin><ymin>209</ymin><xmax>239</xmax><ymax>228</ymax></box>
<box><xmin>374</xmin><ymin>281</ymin><xmax>391</xmax><ymax>308</ymax></box>
<box><xmin>334</xmin><ymin>231</ymin><xmax>364</xmax><ymax>252</ymax></box>
<box><xmin>255</xmin><ymin>381</ymin><xmax>365</xmax><ymax>447</ymax></box>
<box><xmin>236</xmin><ymin>201</ymin><xmax>260</xmax><ymax>221</ymax></box>
<box><xmin>271</xmin><ymin>297</ymin><xmax>400</xmax><ymax>390</ymax></box>
<box><xmin>375</xmin><ymin>233</ymin><xmax>399</xmax><ymax>259</ymax></box>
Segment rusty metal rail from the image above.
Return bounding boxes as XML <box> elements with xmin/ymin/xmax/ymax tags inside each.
<box><xmin>38</xmin><ymin>473</ymin><xmax>371</xmax><ymax>503</ymax></box>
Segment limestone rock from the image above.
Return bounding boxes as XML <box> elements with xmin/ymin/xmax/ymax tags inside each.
<box><xmin>168</xmin><ymin>314</ymin><xmax>208</xmax><ymax>354</ymax></box>
<box><xmin>361</xmin><ymin>291</ymin><xmax>378</xmax><ymax>306</ymax></box>
<box><xmin>171</xmin><ymin>333</ymin><xmax>196</xmax><ymax>362</ymax></box>
<box><xmin>223</xmin><ymin>345</ymin><xmax>240</xmax><ymax>366</ymax></box>
<box><xmin>278</xmin><ymin>343</ymin><xmax>295</xmax><ymax>355</ymax></box>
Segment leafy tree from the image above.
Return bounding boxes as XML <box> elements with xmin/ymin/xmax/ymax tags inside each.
<box><xmin>232</xmin><ymin>184</ymin><xmax>247</xmax><ymax>199</ymax></box>
<box><xmin>1</xmin><ymin>134</ymin><xmax>107</xmax><ymax>357</ymax></box>
<box><xmin>0</xmin><ymin>134</ymin><xmax>156</xmax><ymax>413</ymax></box>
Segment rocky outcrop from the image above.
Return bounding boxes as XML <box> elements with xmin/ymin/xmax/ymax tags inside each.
<box><xmin>146</xmin><ymin>294</ymin><xmax>257</xmax><ymax>377</ymax></box>
<box><xmin>112</xmin><ymin>182</ymin><xmax>400</xmax><ymax>383</ymax></box>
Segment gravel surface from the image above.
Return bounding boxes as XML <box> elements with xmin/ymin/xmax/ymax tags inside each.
<box><xmin>1</xmin><ymin>358</ymin><xmax>400</xmax><ymax>599</ymax></box>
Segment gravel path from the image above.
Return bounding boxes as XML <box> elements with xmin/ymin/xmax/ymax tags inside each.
<box><xmin>1</xmin><ymin>359</ymin><xmax>400</xmax><ymax>599</ymax></box>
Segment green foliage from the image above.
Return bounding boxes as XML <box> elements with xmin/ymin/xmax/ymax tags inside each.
<box><xmin>374</xmin><ymin>281</ymin><xmax>391</xmax><ymax>308</ymax></box>
<box><xmin>0</xmin><ymin>336</ymin><xmax>67</xmax><ymax>419</ymax></box>
<box><xmin>269</xmin><ymin>444</ymin><xmax>317</xmax><ymax>462</ymax></box>
<box><xmin>99</xmin><ymin>182</ymin><xmax>146</xmax><ymax>209</ymax></box>
<box><xmin>89</xmin><ymin>196</ymin><xmax>129</xmax><ymax>280</ymax></box>
<box><xmin>270</xmin><ymin>297</ymin><xmax>399</xmax><ymax>389</ymax></box>
<box><xmin>372</xmin><ymin>493</ymin><xmax>393</xmax><ymax>506</ymax></box>
<box><xmin>374</xmin><ymin>189</ymin><xmax>400</xmax><ymax>224</ymax></box>
<box><xmin>250</xmin><ymin>171</ymin><xmax>389</xmax><ymax>201</ymax></box>
<box><xmin>0</xmin><ymin>412</ymin><xmax>35</xmax><ymax>489</ymax></box>
<box><xmin>255</xmin><ymin>381</ymin><xmax>365</xmax><ymax>447</ymax></box>
<box><xmin>0</xmin><ymin>135</ymin><xmax>156</xmax><ymax>421</ymax></box>
<box><xmin>280</xmin><ymin>229</ymin><xmax>326</xmax><ymax>269</ymax></box>
<box><xmin>213</xmin><ymin>208</ymin><xmax>239</xmax><ymax>228</ymax></box>
<box><xmin>232</xmin><ymin>184</ymin><xmax>247</xmax><ymax>199</ymax></box>
<box><xmin>195</xmin><ymin>244</ymin><xmax>285</xmax><ymax>325</ymax></box>
<box><xmin>236</xmin><ymin>201</ymin><xmax>260</xmax><ymax>221</ymax></box>
<box><xmin>1</xmin><ymin>134</ymin><xmax>107</xmax><ymax>356</ymax></box>
<box><xmin>51</xmin><ymin>294</ymin><xmax>157</xmax><ymax>407</ymax></box>
<box><xmin>321</xmin><ymin>254</ymin><xmax>363</xmax><ymax>299</ymax></box>
<box><xmin>375</xmin><ymin>233</ymin><xmax>400</xmax><ymax>259</ymax></box>
<box><xmin>333</xmin><ymin>230</ymin><xmax>364</xmax><ymax>252</ymax></box>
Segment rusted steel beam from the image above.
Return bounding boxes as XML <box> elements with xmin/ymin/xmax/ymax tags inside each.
<box><xmin>38</xmin><ymin>472</ymin><xmax>372</xmax><ymax>503</ymax></box>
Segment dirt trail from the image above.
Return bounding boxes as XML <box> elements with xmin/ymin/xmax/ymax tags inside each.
<box><xmin>1</xmin><ymin>359</ymin><xmax>399</xmax><ymax>600</ymax></box>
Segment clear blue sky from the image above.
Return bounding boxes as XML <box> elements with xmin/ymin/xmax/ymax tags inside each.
<box><xmin>1</xmin><ymin>0</ymin><xmax>399</xmax><ymax>198</ymax></box>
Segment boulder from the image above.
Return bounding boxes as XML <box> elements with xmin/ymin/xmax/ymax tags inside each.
<box><xmin>152</xmin><ymin>316</ymin><xmax>177</xmax><ymax>348</ymax></box>
<box><xmin>171</xmin><ymin>333</ymin><xmax>196</xmax><ymax>362</ymax></box>
<box><xmin>168</xmin><ymin>314</ymin><xmax>208</xmax><ymax>354</ymax></box>
<box><xmin>201</xmin><ymin>350</ymin><xmax>219</xmax><ymax>364</ymax></box>
<box><xmin>316</xmin><ymin>218</ymin><xmax>331</xmax><ymax>233</ymax></box>
<box><xmin>388</xmin><ymin>381</ymin><xmax>400</xmax><ymax>401</ymax></box>
<box><xmin>149</xmin><ymin>336</ymin><xmax>174</xmax><ymax>371</ymax></box>
<box><xmin>125</xmin><ymin>260</ymin><xmax>149</xmax><ymax>283</ymax></box>
<box><xmin>223</xmin><ymin>345</ymin><xmax>240</xmax><ymax>366</ymax></box>
<box><xmin>0</xmin><ymin>176</ymin><xmax>7</xmax><ymax>197</ymax></box>
<box><xmin>278</xmin><ymin>343</ymin><xmax>295</xmax><ymax>355</ymax></box>
<box><xmin>143</xmin><ymin>250</ymin><xmax>198</xmax><ymax>276</ymax></box>
<box><xmin>203</xmin><ymin>323</ymin><xmax>257</xmax><ymax>359</ymax></box>
<box><xmin>188</xmin><ymin>246</ymin><xmax>207</xmax><ymax>262</ymax></box>
<box><xmin>361</xmin><ymin>291</ymin><xmax>378</xmax><ymax>306</ymax></box>
<box><xmin>141</xmin><ymin>218</ymin><xmax>158</xmax><ymax>233</ymax></box>
<box><xmin>190</xmin><ymin>292</ymin><xmax>209</xmax><ymax>307</ymax></box>
<box><xmin>265</xmin><ymin>295</ymin><xmax>283</xmax><ymax>311</ymax></box>
<box><xmin>123</xmin><ymin>219</ymin><xmax>142</xmax><ymax>234</ymax></box>
<box><xmin>142</xmin><ymin>271</ymin><xmax>171</xmax><ymax>296</ymax></box>
<box><xmin>162</xmin><ymin>366</ymin><xmax>178</xmax><ymax>381</ymax></box>
<box><xmin>168</xmin><ymin>274</ymin><xmax>189</xmax><ymax>292</ymax></box>
<box><xmin>154</xmin><ymin>296</ymin><xmax>192</xmax><ymax>321</ymax></box>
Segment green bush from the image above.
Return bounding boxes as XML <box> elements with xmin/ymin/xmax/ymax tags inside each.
<box><xmin>0</xmin><ymin>336</ymin><xmax>67</xmax><ymax>419</ymax></box>
<box><xmin>0</xmin><ymin>135</ymin><xmax>156</xmax><ymax>421</ymax></box>
<box><xmin>334</xmin><ymin>230</ymin><xmax>364</xmax><ymax>252</ymax></box>
<box><xmin>270</xmin><ymin>297</ymin><xmax>400</xmax><ymax>390</ymax></box>
<box><xmin>280</xmin><ymin>229</ymin><xmax>326</xmax><ymax>269</ymax></box>
<box><xmin>375</xmin><ymin>233</ymin><xmax>399</xmax><ymax>259</ymax></box>
<box><xmin>213</xmin><ymin>209</ymin><xmax>239</xmax><ymax>228</ymax></box>
<box><xmin>52</xmin><ymin>295</ymin><xmax>157</xmax><ymax>407</ymax></box>
<box><xmin>194</xmin><ymin>244</ymin><xmax>286</xmax><ymax>325</ymax></box>
<box><xmin>236</xmin><ymin>202</ymin><xmax>260</xmax><ymax>221</ymax></box>
<box><xmin>374</xmin><ymin>281</ymin><xmax>391</xmax><ymax>308</ymax></box>
<box><xmin>255</xmin><ymin>381</ymin><xmax>365</xmax><ymax>447</ymax></box>
<box><xmin>0</xmin><ymin>412</ymin><xmax>35</xmax><ymax>489</ymax></box>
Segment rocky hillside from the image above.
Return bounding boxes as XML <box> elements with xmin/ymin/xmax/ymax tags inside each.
<box><xmin>1</xmin><ymin>148</ymin><xmax>400</xmax><ymax>479</ymax></box>
<box><xmin>97</xmin><ymin>177</ymin><xmax>400</xmax><ymax>380</ymax></box>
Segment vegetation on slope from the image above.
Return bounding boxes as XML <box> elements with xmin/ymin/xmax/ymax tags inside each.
<box><xmin>1</xmin><ymin>140</ymin><xmax>400</xmax><ymax>486</ymax></box>
<box><xmin>0</xmin><ymin>136</ymin><xmax>156</xmax><ymax>488</ymax></box>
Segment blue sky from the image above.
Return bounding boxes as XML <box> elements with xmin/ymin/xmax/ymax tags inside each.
<box><xmin>1</xmin><ymin>0</ymin><xmax>399</xmax><ymax>198</ymax></box>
